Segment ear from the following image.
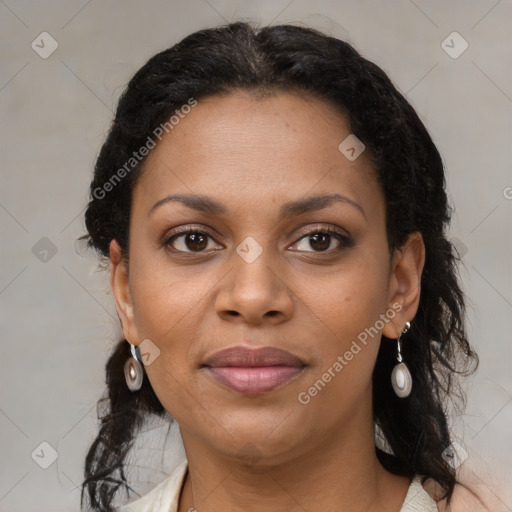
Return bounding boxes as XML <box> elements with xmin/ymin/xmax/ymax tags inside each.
<box><xmin>109</xmin><ymin>239</ymin><xmax>140</xmax><ymax>345</ymax></box>
<box><xmin>382</xmin><ymin>232</ymin><xmax>425</xmax><ymax>339</ymax></box>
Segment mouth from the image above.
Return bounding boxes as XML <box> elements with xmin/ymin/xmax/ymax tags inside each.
<box><xmin>202</xmin><ymin>345</ymin><xmax>306</xmax><ymax>395</ymax></box>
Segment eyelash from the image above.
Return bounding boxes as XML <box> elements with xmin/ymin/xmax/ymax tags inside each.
<box><xmin>162</xmin><ymin>224</ymin><xmax>353</xmax><ymax>254</ymax></box>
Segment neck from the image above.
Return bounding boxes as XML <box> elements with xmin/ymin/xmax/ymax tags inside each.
<box><xmin>177</xmin><ymin>402</ymin><xmax>410</xmax><ymax>512</ymax></box>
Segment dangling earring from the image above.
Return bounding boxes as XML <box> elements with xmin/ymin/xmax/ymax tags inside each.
<box><xmin>391</xmin><ymin>321</ymin><xmax>412</xmax><ymax>398</ymax></box>
<box><xmin>124</xmin><ymin>343</ymin><xmax>144</xmax><ymax>392</ymax></box>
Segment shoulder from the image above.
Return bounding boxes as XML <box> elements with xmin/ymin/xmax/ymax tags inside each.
<box><xmin>422</xmin><ymin>476</ymin><xmax>506</xmax><ymax>512</ymax></box>
<box><xmin>116</xmin><ymin>459</ymin><xmax>188</xmax><ymax>512</ymax></box>
<box><xmin>400</xmin><ymin>476</ymin><xmax>439</xmax><ymax>511</ymax></box>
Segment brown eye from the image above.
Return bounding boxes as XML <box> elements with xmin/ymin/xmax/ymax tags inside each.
<box><xmin>292</xmin><ymin>227</ymin><xmax>353</xmax><ymax>253</ymax></box>
<box><xmin>165</xmin><ymin>229</ymin><xmax>220</xmax><ymax>253</ymax></box>
<box><xmin>307</xmin><ymin>233</ymin><xmax>331</xmax><ymax>251</ymax></box>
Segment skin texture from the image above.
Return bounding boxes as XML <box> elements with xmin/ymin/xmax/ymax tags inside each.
<box><xmin>110</xmin><ymin>90</ymin><xmax>426</xmax><ymax>512</ymax></box>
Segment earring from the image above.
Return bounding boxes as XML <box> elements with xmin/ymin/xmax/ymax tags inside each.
<box><xmin>124</xmin><ymin>343</ymin><xmax>144</xmax><ymax>392</ymax></box>
<box><xmin>391</xmin><ymin>321</ymin><xmax>412</xmax><ymax>398</ymax></box>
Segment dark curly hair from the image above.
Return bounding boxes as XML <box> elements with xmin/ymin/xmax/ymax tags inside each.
<box><xmin>79</xmin><ymin>21</ymin><xmax>478</xmax><ymax>511</ymax></box>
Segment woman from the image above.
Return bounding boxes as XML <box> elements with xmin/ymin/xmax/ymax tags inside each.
<box><xmin>80</xmin><ymin>21</ymin><xmax>486</xmax><ymax>511</ymax></box>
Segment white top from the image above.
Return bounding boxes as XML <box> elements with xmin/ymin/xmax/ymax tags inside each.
<box><xmin>117</xmin><ymin>459</ymin><xmax>438</xmax><ymax>512</ymax></box>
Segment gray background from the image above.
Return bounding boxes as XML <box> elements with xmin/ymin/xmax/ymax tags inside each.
<box><xmin>1</xmin><ymin>0</ymin><xmax>511</xmax><ymax>510</ymax></box>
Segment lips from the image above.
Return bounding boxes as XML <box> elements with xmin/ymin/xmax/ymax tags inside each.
<box><xmin>203</xmin><ymin>346</ymin><xmax>306</xmax><ymax>395</ymax></box>
<box><xmin>203</xmin><ymin>346</ymin><xmax>305</xmax><ymax>368</ymax></box>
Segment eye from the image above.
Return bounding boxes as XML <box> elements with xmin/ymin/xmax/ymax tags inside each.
<box><xmin>162</xmin><ymin>224</ymin><xmax>353</xmax><ymax>255</ymax></box>
<box><xmin>164</xmin><ymin>227</ymin><xmax>222</xmax><ymax>253</ymax></box>
<box><xmin>291</xmin><ymin>226</ymin><xmax>353</xmax><ymax>253</ymax></box>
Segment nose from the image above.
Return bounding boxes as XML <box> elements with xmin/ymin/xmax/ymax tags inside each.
<box><xmin>215</xmin><ymin>246</ymin><xmax>294</xmax><ymax>326</ymax></box>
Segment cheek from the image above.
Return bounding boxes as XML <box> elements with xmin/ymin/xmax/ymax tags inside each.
<box><xmin>294</xmin><ymin>250</ymin><xmax>391</xmax><ymax>403</ymax></box>
<box><xmin>297</xmin><ymin>250</ymin><xmax>390</xmax><ymax>345</ymax></box>
<box><xmin>129</xmin><ymin>248</ymin><xmax>209</xmax><ymax>337</ymax></box>
<box><xmin>130</xmin><ymin>270</ymin><xmax>204</xmax><ymax>422</ymax></box>
<box><xmin>127</xmin><ymin>255</ymin><xmax>209</xmax><ymax>392</ymax></box>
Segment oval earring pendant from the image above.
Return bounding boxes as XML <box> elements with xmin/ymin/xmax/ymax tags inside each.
<box><xmin>124</xmin><ymin>356</ymin><xmax>144</xmax><ymax>392</ymax></box>
<box><xmin>391</xmin><ymin>362</ymin><xmax>412</xmax><ymax>398</ymax></box>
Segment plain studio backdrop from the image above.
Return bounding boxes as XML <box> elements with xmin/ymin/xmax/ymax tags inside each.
<box><xmin>0</xmin><ymin>1</ymin><xmax>511</xmax><ymax>510</ymax></box>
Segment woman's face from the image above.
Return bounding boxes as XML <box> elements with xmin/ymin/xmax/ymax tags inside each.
<box><xmin>111</xmin><ymin>90</ymin><xmax>423</xmax><ymax>465</ymax></box>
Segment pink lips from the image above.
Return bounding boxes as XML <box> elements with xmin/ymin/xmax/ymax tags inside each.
<box><xmin>203</xmin><ymin>346</ymin><xmax>306</xmax><ymax>395</ymax></box>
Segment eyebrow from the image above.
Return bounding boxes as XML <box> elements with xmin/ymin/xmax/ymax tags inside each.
<box><xmin>148</xmin><ymin>193</ymin><xmax>366</xmax><ymax>221</ymax></box>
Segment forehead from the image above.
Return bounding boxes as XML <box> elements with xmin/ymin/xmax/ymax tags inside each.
<box><xmin>133</xmin><ymin>90</ymin><xmax>383</xmax><ymax>220</ymax></box>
